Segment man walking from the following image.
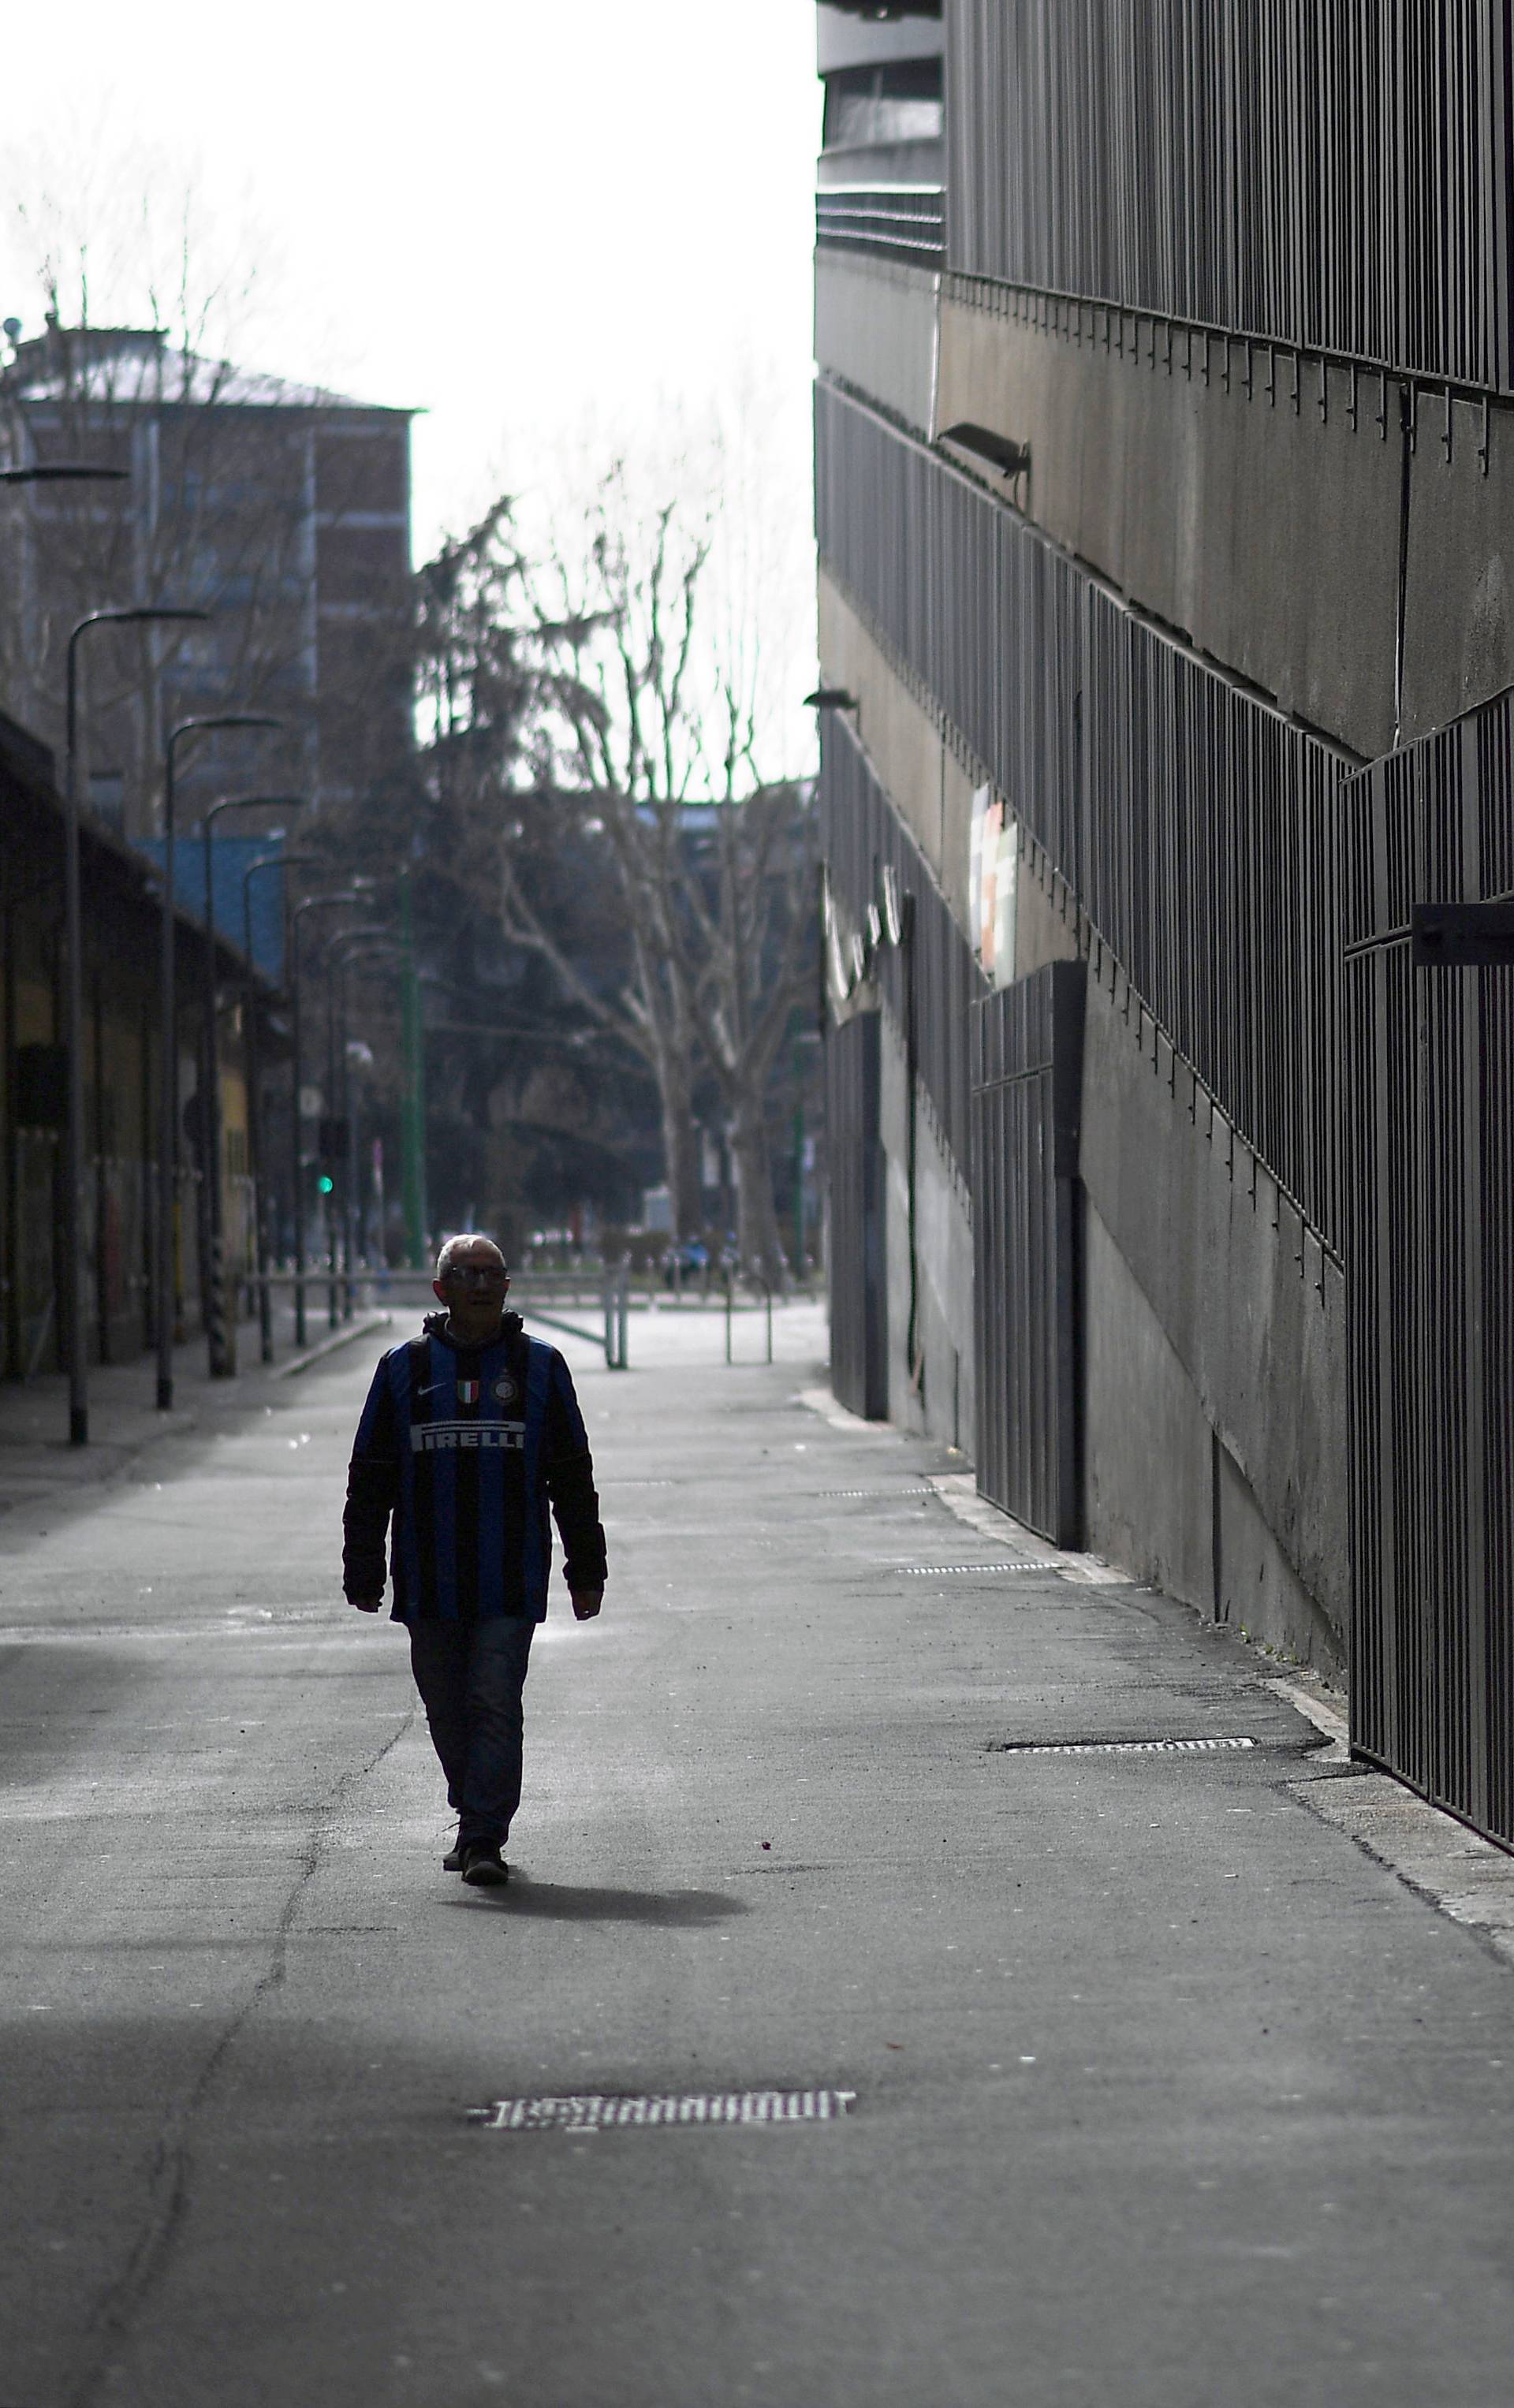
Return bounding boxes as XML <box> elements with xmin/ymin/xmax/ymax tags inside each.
<box><xmin>342</xmin><ymin>1234</ymin><xmax>607</xmax><ymax>1887</ymax></box>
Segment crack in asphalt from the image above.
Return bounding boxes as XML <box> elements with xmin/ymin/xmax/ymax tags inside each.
<box><xmin>66</xmin><ymin>1702</ymin><xmax>418</xmax><ymax>2408</ymax></box>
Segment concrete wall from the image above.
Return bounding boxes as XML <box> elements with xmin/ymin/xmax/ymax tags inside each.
<box><xmin>1065</xmin><ymin>889</ymin><xmax>1347</xmax><ymax>1672</ymax></box>
<box><xmin>822</xmin><ymin>551</ymin><xmax>1347</xmax><ymax>1668</ymax></box>
<box><xmin>815</xmin><ymin>253</ymin><xmax>938</xmax><ymax>442</ymax></box>
<box><xmin>938</xmin><ymin>297</ymin><xmax>1514</xmax><ymax>762</ymax></box>
<box><xmin>1401</xmin><ymin>391</ymin><xmax>1514</xmax><ymax>742</ymax></box>
<box><xmin>819</xmin><ymin>570</ymin><xmax>976</xmax><ymax>922</ymax></box>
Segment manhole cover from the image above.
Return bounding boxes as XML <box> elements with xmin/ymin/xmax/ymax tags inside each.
<box><xmin>990</xmin><ymin>1736</ymin><xmax>1259</xmax><ymax>1757</ymax></box>
<box><xmin>467</xmin><ymin>2088</ymin><xmax>856</xmax><ymax>2131</ymax></box>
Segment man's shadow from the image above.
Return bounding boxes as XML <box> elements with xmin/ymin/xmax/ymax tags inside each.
<box><xmin>442</xmin><ymin>1879</ymin><xmax>748</xmax><ymax>1927</ymax></box>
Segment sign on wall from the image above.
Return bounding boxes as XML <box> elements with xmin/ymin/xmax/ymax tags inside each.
<box><xmin>968</xmin><ymin>784</ymin><xmax>1017</xmax><ymax>987</ymax></box>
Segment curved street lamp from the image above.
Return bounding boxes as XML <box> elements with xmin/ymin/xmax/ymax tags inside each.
<box><xmin>289</xmin><ymin>891</ymin><xmax>368</xmax><ymax>1348</ymax></box>
<box><xmin>155</xmin><ymin>712</ymin><xmax>282</xmax><ymax>1411</ymax></box>
<box><xmin>325</xmin><ymin>929</ymin><xmax>397</xmax><ymax>1318</ymax></box>
<box><xmin>62</xmin><ymin>603</ymin><xmax>207</xmax><ymax>1446</ymax></box>
<box><xmin>195</xmin><ymin>793</ymin><xmax>307</xmax><ymax>1377</ymax></box>
<box><xmin>242</xmin><ymin>849</ymin><xmax>322</xmax><ymax>1362</ymax></box>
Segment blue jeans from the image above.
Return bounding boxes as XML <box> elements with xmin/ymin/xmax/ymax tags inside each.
<box><xmin>408</xmin><ymin>1616</ymin><xmax>536</xmax><ymax>1849</ymax></box>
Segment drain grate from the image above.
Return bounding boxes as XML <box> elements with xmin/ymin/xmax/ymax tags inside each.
<box><xmin>899</xmin><ymin>1561</ymin><xmax>1042</xmax><ymax>1575</ymax></box>
<box><xmin>990</xmin><ymin>1735</ymin><xmax>1259</xmax><ymax>1757</ymax></box>
<box><xmin>468</xmin><ymin>2088</ymin><xmax>856</xmax><ymax>2132</ymax></box>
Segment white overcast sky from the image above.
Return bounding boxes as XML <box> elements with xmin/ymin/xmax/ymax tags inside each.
<box><xmin>0</xmin><ymin>0</ymin><xmax>824</xmax><ymax>769</ymax></box>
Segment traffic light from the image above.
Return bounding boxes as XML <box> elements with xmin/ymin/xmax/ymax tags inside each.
<box><xmin>317</xmin><ymin>1173</ymin><xmax>334</xmax><ymax>1195</ymax></box>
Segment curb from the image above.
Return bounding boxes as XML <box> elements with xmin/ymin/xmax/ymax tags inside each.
<box><xmin>270</xmin><ymin>1310</ymin><xmax>392</xmax><ymax>1380</ymax></box>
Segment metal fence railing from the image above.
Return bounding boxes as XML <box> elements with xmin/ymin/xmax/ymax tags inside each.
<box><xmin>816</xmin><ymin>378</ymin><xmax>1354</xmax><ymax>1254</ymax></box>
<box><xmin>1342</xmin><ymin>688</ymin><xmax>1514</xmax><ymax>1849</ymax></box>
<box><xmin>826</xmin><ymin>1011</ymin><xmax>888</xmax><ymax>1420</ymax></box>
<box><xmin>822</xmin><ymin>383</ymin><xmax>1514</xmax><ymax>1845</ymax></box>
<box><xmin>256</xmin><ymin>1266</ymin><xmax>634</xmax><ymax>1370</ymax></box>
<box><xmin>971</xmin><ymin>961</ymin><xmax>1086</xmax><ymax>1546</ymax></box>
<box><xmin>948</xmin><ymin>0</ymin><xmax>1514</xmax><ymax>395</ymax></box>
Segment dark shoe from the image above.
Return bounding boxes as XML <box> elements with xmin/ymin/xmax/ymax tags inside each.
<box><xmin>461</xmin><ymin>1841</ymin><xmax>509</xmax><ymax>1888</ymax></box>
<box><xmin>442</xmin><ymin>1832</ymin><xmax>464</xmax><ymax>1872</ymax></box>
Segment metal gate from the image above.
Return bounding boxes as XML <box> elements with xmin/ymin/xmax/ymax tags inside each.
<box><xmin>826</xmin><ymin>1008</ymin><xmax>889</xmax><ymax>1421</ymax></box>
<box><xmin>971</xmin><ymin>960</ymin><xmax>1085</xmax><ymax>1545</ymax></box>
<box><xmin>1344</xmin><ymin>692</ymin><xmax>1514</xmax><ymax>1848</ymax></box>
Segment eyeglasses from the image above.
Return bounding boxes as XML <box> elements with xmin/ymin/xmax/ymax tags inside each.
<box><xmin>442</xmin><ymin>1264</ymin><xmax>507</xmax><ymax>1287</ymax></box>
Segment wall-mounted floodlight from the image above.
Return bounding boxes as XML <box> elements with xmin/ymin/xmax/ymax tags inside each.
<box><xmin>803</xmin><ymin>688</ymin><xmax>860</xmax><ymax>711</ymax></box>
<box><xmin>0</xmin><ymin>464</ymin><xmax>129</xmax><ymax>485</ymax></box>
<box><xmin>938</xmin><ymin>422</ymin><xmax>1032</xmax><ymax>479</ymax></box>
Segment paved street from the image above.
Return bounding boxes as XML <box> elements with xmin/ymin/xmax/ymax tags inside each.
<box><xmin>2</xmin><ymin>1305</ymin><xmax>1513</xmax><ymax>2408</ymax></box>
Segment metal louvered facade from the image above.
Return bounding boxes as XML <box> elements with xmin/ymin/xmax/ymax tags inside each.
<box><xmin>815</xmin><ymin>0</ymin><xmax>1514</xmax><ymax>1848</ymax></box>
<box><xmin>816</xmin><ymin>378</ymin><xmax>1352</xmax><ymax>1257</ymax></box>
<box><xmin>1343</xmin><ymin>691</ymin><xmax>1514</xmax><ymax>1843</ymax></box>
<box><xmin>971</xmin><ymin>963</ymin><xmax>1085</xmax><ymax>1544</ymax></box>
<box><xmin>947</xmin><ymin>0</ymin><xmax>1514</xmax><ymax>393</ymax></box>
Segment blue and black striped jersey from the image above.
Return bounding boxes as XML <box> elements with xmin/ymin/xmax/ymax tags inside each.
<box><xmin>342</xmin><ymin>1311</ymin><xmax>607</xmax><ymax>1621</ymax></box>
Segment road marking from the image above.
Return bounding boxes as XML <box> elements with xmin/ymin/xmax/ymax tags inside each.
<box><xmin>467</xmin><ymin>2089</ymin><xmax>856</xmax><ymax>2131</ymax></box>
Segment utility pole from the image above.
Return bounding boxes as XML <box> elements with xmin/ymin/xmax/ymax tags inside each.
<box><xmin>198</xmin><ymin>792</ymin><xmax>304</xmax><ymax>1377</ymax></box>
<box><xmin>242</xmin><ymin>849</ymin><xmax>320</xmax><ymax>1362</ymax></box>
<box><xmin>399</xmin><ymin>865</ymin><xmax>427</xmax><ymax>1269</ymax></box>
<box><xmin>792</xmin><ymin>1034</ymin><xmax>807</xmax><ymax>1278</ymax></box>
<box><xmin>155</xmin><ymin>710</ymin><xmax>278</xmax><ymax>1412</ymax></box>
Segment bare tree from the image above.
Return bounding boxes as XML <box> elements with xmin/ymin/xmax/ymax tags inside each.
<box><xmin>498</xmin><ymin>468</ymin><xmax>815</xmax><ymax>1275</ymax></box>
<box><xmin>314</xmin><ymin>496</ymin><xmax>660</xmax><ymax>1247</ymax></box>
<box><xmin>679</xmin><ymin>771</ymin><xmax>815</xmax><ymax>1284</ymax></box>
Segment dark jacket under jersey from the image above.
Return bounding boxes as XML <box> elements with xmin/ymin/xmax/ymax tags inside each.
<box><xmin>342</xmin><ymin>1310</ymin><xmax>607</xmax><ymax>1622</ymax></box>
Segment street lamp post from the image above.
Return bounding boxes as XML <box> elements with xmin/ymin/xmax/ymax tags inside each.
<box><xmin>326</xmin><ymin>930</ymin><xmax>396</xmax><ymax>1323</ymax></box>
<box><xmin>155</xmin><ymin>712</ymin><xmax>281</xmax><ymax>1411</ymax></box>
<box><xmin>242</xmin><ymin>850</ymin><xmax>321</xmax><ymax>1362</ymax></box>
<box><xmin>398</xmin><ymin>865</ymin><xmax>429</xmax><ymax>1268</ymax></box>
<box><xmin>62</xmin><ymin>602</ymin><xmax>207</xmax><ymax>1445</ymax></box>
<box><xmin>196</xmin><ymin>792</ymin><xmax>304</xmax><ymax>1377</ymax></box>
<box><xmin>289</xmin><ymin>893</ymin><xmax>366</xmax><ymax>1348</ymax></box>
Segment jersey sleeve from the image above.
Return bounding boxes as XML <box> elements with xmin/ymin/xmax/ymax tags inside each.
<box><xmin>342</xmin><ymin>1356</ymin><xmax>401</xmax><ymax>1601</ymax></box>
<box><xmin>542</xmin><ymin>1351</ymin><xmax>608</xmax><ymax>1592</ymax></box>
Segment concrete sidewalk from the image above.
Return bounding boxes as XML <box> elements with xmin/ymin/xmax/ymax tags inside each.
<box><xmin>0</xmin><ymin>1302</ymin><xmax>390</xmax><ymax>1526</ymax></box>
<box><xmin>0</xmin><ymin>1288</ymin><xmax>813</xmax><ymax>1530</ymax></box>
<box><xmin>2</xmin><ymin>1314</ymin><xmax>1512</xmax><ymax>2406</ymax></box>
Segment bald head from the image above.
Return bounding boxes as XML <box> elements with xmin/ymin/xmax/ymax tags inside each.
<box><xmin>434</xmin><ymin>1233</ymin><xmax>507</xmax><ymax>1282</ymax></box>
<box><xmin>432</xmin><ymin>1233</ymin><xmax>511</xmax><ymax>1341</ymax></box>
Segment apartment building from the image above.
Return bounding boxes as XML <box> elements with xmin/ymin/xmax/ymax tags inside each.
<box><xmin>0</xmin><ymin>320</ymin><xmax>414</xmax><ymax>837</ymax></box>
<box><xmin>815</xmin><ymin>2</ymin><xmax>1514</xmax><ymax>1845</ymax></box>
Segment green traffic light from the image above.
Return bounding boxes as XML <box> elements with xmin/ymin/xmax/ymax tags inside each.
<box><xmin>317</xmin><ymin>1174</ymin><xmax>334</xmax><ymax>1194</ymax></box>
